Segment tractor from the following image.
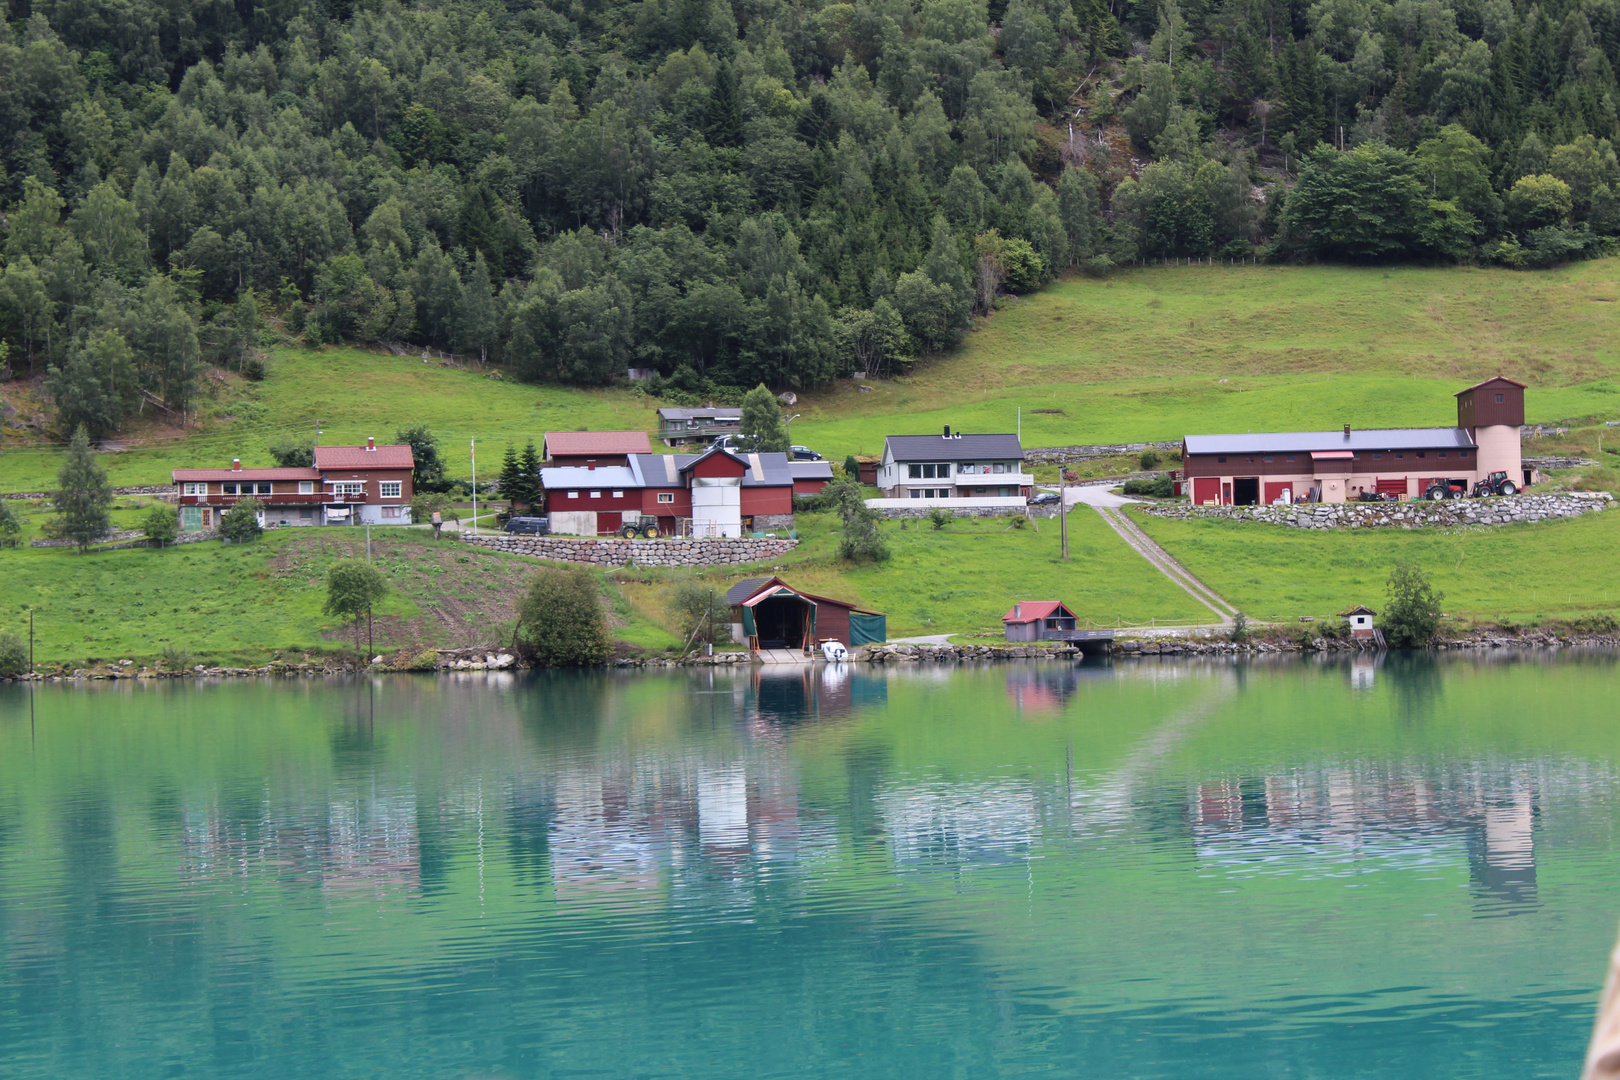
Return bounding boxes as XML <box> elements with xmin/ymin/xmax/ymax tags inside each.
<box><xmin>1423</xmin><ymin>478</ymin><xmax>1471</xmax><ymax>500</ymax></box>
<box><xmin>1470</xmin><ymin>471</ymin><xmax>1519</xmax><ymax>498</ymax></box>
<box><xmin>618</xmin><ymin>513</ymin><xmax>662</xmax><ymax>539</ymax></box>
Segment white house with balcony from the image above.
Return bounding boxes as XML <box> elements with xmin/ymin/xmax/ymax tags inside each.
<box><xmin>870</xmin><ymin>429</ymin><xmax>1032</xmax><ymax>509</ymax></box>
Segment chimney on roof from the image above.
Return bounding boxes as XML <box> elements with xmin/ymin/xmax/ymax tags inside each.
<box><xmin>366</xmin><ymin>437</ymin><xmax>376</xmax><ymax>451</ymax></box>
<box><xmin>231</xmin><ymin>458</ymin><xmax>241</xmax><ymax>471</ymax></box>
<box><xmin>1014</xmin><ymin>602</ymin><xmax>1021</xmax><ymax>619</ymax></box>
<box><xmin>587</xmin><ymin>463</ymin><xmax>595</xmax><ymax>470</ymax></box>
<box><xmin>1343</xmin><ymin>424</ymin><xmax>1351</xmax><ymax>438</ymax></box>
<box><xmin>943</xmin><ymin>424</ymin><xmax>951</xmax><ymax>438</ymax></box>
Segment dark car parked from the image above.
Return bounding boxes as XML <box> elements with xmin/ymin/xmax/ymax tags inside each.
<box><xmin>1027</xmin><ymin>491</ymin><xmax>1061</xmax><ymax>506</ymax></box>
<box><xmin>504</xmin><ymin>516</ymin><xmax>550</xmax><ymax>535</ymax></box>
<box><xmin>789</xmin><ymin>445</ymin><xmax>822</xmax><ymax>460</ymax></box>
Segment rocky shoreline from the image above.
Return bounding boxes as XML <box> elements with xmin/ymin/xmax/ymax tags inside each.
<box><xmin>9</xmin><ymin>631</ymin><xmax>1619</xmax><ymax>681</ymax></box>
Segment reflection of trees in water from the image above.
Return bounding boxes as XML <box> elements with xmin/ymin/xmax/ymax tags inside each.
<box><xmin>1382</xmin><ymin>651</ymin><xmax>1442</xmax><ymax>725</ymax></box>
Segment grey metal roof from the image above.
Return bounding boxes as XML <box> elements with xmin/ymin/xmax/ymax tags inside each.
<box><xmin>614</xmin><ymin>453</ymin><xmax>797</xmax><ymax>488</ymax></box>
<box><xmin>790</xmin><ymin>460</ymin><xmax>834</xmax><ymax>480</ymax></box>
<box><xmin>1183</xmin><ymin>428</ymin><xmax>1477</xmax><ymax>455</ymax></box>
<box><xmin>539</xmin><ymin>465</ymin><xmax>639</xmax><ymax>488</ymax></box>
<box><xmin>656</xmin><ymin>407</ymin><xmax>742</xmax><ymax>420</ymax></box>
<box><xmin>885</xmin><ymin>433</ymin><xmax>1024</xmax><ymax>462</ymax></box>
<box><xmin>724</xmin><ymin>577</ymin><xmax>778</xmax><ymax>605</ymax></box>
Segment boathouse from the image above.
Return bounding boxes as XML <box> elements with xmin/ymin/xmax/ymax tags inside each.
<box><xmin>724</xmin><ymin>577</ymin><xmax>886</xmax><ymax>653</ymax></box>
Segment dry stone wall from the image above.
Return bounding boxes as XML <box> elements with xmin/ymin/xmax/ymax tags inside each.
<box><xmin>1141</xmin><ymin>492</ymin><xmax>1613</xmax><ymax>529</ymax></box>
<box><xmin>460</xmin><ymin>534</ymin><xmax>798</xmax><ymax>566</ymax></box>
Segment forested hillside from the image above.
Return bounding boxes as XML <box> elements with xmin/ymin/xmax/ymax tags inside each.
<box><xmin>3</xmin><ymin>0</ymin><xmax>1620</xmax><ymax>437</ymax></box>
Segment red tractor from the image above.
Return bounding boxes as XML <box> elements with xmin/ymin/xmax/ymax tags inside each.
<box><xmin>1423</xmin><ymin>478</ymin><xmax>1471</xmax><ymax>500</ymax></box>
<box><xmin>1470</xmin><ymin>471</ymin><xmax>1520</xmax><ymax>497</ymax></box>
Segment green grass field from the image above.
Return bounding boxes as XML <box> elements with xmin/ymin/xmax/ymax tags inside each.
<box><xmin>6</xmin><ymin>261</ymin><xmax>1620</xmax><ymax>489</ymax></box>
<box><xmin>1131</xmin><ymin>502</ymin><xmax>1620</xmax><ymax>626</ymax></box>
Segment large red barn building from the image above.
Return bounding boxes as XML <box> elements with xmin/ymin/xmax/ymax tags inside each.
<box><xmin>1181</xmin><ymin>378</ymin><xmax>1526</xmax><ymax>506</ymax></box>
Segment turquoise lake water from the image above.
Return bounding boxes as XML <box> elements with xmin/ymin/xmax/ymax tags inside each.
<box><xmin>0</xmin><ymin>654</ymin><xmax>1617</xmax><ymax>1078</ymax></box>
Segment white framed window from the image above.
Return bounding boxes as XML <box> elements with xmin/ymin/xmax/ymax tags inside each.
<box><xmin>611</xmin><ymin>490</ymin><xmax>624</xmax><ymax>498</ymax></box>
<box><xmin>220</xmin><ymin>482</ymin><xmax>239</xmax><ymax>495</ymax></box>
<box><xmin>379</xmin><ymin>481</ymin><xmax>402</xmax><ymax>498</ymax></box>
<box><xmin>182</xmin><ymin>482</ymin><xmax>206</xmax><ymax>496</ymax></box>
<box><xmin>567</xmin><ymin>491</ymin><xmax>579</xmax><ymax>499</ymax></box>
<box><xmin>657</xmin><ymin>492</ymin><xmax>674</xmax><ymax>504</ymax></box>
<box><xmin>331</xmin><ymin>481</ymin><xmax>365</xmax><ymax>497</ymax></box>
<box><xmin>255</xmin><ymin>482</ymin><xmax>272</xmax><ymax>494</ymax></box>
<box><xmin>299</xmin><ymin>481</ymin><xmax>314</xmax><ymax>494</ymax></box>
<box><xmin>590</xmin><ymin>490</ymin><xmax>602</xmax><ymax>499</ymax></box>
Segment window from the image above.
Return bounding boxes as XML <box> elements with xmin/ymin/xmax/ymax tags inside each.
<box><xmin>182</xmin><ymin>482</ymin><xmax>206</xmax><ymax>496</ymax></box>
<box><xmin>1496</xmin><ymin>393</ymin><xmax>1504</xmax><ymax>403</ymax></box>
<box><xmin>1285</xmin><ymin>455</ymin><xmax>1296</xmax><ymax>463</ymax></box>
<box><xmin>1246</xmin><ymin>457</ymin><xmax>1255</xmax><ymax>463</ymax></box>
<box><xmin>993</xmin><ymin>463</ymin><xmax>1005</xmax><ymax>474</ymax></box>
<box><xmin>612</xmin><ymin>490</ymin><xmax>624</xmax><ymax>498</ymax></box>
<box><xmin>379</xmin><ymin>481</ymin><xmax>402</xmax><ymax>498</ymax></box>
<box><xmin>910</xmin><ymin>489</ymin><xmax>923</xmax><ymax>499</ymax></box>
<box><xmin>299</xmin><ymin>508</ymin><xmax>313</xmax><ymax>519</ymax></box>
<box><xmin>381</xmin><ymin>506</ymin><xmax>401</xmax><ymax>518</ymax></box>
<box><xmin>332</xmin><ymin>481</ymin><xmax>365</xmax><ymax>497</ymax></box>
<box><xmin>1217</xmin><ymin>456</ymin><xmax>1227</xmax><ymax>463</ymax></box>
<box><xmin>657</xmin><ymin>492</ymin><xmax>674</xmax><ymax>504</ymax></box>
<box><xmin>567</xmin><ymin>491</ymin><xmax>579</xmax><ymax>499</ymax></box>
<box><xmin>299</xmin><ymin>481</ymin><xmax>314</xmax><ymax>494</ymax></box>
<box><xmin>1395</xmin><ymin>453</ymin><xmax>1404</xmax><ymax>459</ymax></box>
<box><xmin>181</xmin><ymin>506</ymin><xmax>202</xmax><ymax>530</ymax></box>
<box><xmin>1416</xmin><ymin>451</ymin><xmax>1426</xmax><ymax>458</ymax></box>
<box><xmin>908</xmin><ymin>463</ymin><xmax>922</xmax><ymax>478</ymax></box>
<box><xmin>256</xmin><ymin>482</ymin><xmax>272</xmax><ymax>495</ymax></box>
<box><xmin>1372</xmin><ymin>453</ymin><xmax>1382</xmax><ymax>460</ymax></box>
<box><xmin>221</xmin><ymin>482</ymin><xmax>238</xmax><ymax>495</ymax></box>
<box><xmin>1460</xmin><ymin>449</ymin><xmax>1470</xmax><ymax>457</ymax></box>
<box><xmin>589</xmin><ymin>490</ymin><xmax>602</xmax><ymax>499</ymax></box>
<box><xmin>1263</xmin><ymin>457</ymin><xmax>1273</xmax><ymax>463</ymax></box>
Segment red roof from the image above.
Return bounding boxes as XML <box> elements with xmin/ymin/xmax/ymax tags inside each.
<box><xmin>544</xmin><ymin>430</ymin><xmax>653</xmax><ymax>457</ymax></box>
<box><xmin>1002</xmin><ymin>601</ymin><xmax>1070</xmax><ymax>624</ymax></box>
<box><xmin>172</xmin><ymin>467</ymin><xmax>321</xmax><ymax>481</ymax></box>
<box><xmin>313</xmin><ymin>445</ymin><xmax>415</xmax><ymax>469</ymax></box>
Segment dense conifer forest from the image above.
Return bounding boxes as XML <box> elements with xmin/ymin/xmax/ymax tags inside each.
<box><xmin>2</xmin><ymin>0</ymin><xmax>1620</xmax><ymax>432</ymax></box>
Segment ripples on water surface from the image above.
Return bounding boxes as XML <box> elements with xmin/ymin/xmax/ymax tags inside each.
<box><xmin>0</xmin><ymin>653</ymin><xmax>1617</xmax><ymax>1079</ymax></box>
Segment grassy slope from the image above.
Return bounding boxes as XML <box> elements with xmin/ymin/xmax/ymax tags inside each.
<box><xmin>0</xmin><ymin>527</ymin><xmax>683</xmax><ymax>668</ymax></box>
<box><xmin>620</xmin><ymin>506</ymin><xmax>1211</xmax><ymax>638</ymax></box>
<box><xmin>791</xmin><ymin>261</ymin><xmax>1620</xmax><ymax>457</ymax></box>
<box><xmin>1130</xmin><ymin>502</ymin><xmax>1620</xmax><ymax>625</ymax></box>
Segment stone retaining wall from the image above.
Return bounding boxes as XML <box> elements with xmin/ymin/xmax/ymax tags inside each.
<box><xmin>1023</xmin><ymin>442</ymin><xmax>1180</xmax><ymax>465</ymax></box>
<box><xmin>460</xmin><ymin>534</ymin><xmax>798</xmax><ymax>566</ymax></box>
<box><xmin>1141</xmin><ymin>492</ymin><xmax>1613</xmax><ymax>529</ymax></box>
<box><xmin>3</xmin><ymin>485</ymin><xmax>173</xmax><ymax>501</ymax></box>
<box><xmin>32</xmin><ymin>528</ymin><xmax>220</xmax><ymax>549</ymax></box>
<box><xmin>869</xmin><ymin>503</ymin><xmax>1059</xmax><ymax>520</ymax></box>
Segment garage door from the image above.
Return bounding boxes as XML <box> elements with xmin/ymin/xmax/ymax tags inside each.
<box><xmin>549</xmin><ymin>511</ymin><xmax>597</xmax><ymax>536</ymax></box>
<box><xmin>1375</xmin><ymin>477</ymin><xmax>1408</xmax><ymax>496</ymax></box>
<box><xmin>1192</xmin><ymin>477</ymin><xmax>1221</xmax><ymax>505</ymax></box>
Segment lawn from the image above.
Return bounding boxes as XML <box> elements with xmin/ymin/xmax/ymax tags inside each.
<box><xmin>1130</xmin><ymin>502</ymin><xmax>1620</xmax><ymax>626</ymax></box>
<box><xmin>617</xmin><ymin>506</ymin><xmax>1212</xmax><ymax>639</ymax></box>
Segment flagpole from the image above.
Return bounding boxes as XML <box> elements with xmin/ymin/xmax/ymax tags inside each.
<box><xmin>470</xmin><ymin>438</ymin><xmax>477</xmax><ymax>536</ymax></box>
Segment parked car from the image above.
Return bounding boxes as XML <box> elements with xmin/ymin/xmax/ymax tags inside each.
<box><xmin>789</xmin><ymin>445</ymin><xmax>822</xmax><ymax>460</ymax></box>
<box><xmin>1027</xmin><ymin>491</ymin><xmax>1061</xmax><ymax>506</ymax></box>
<box><xmin>710</xmin><ymin>434</ymin><xmax>745</xmax><ymax>451</ymax></box>
<box><xmin>504</xmin><ymin>516</ymin><xmax>550</xmax><ymax>535</ymax></box>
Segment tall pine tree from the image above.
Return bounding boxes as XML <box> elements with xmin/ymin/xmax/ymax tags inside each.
<box><xmin>54</xmin><ymin>424</ymin><xmax>114</xmax><ymax>553</ymax></box>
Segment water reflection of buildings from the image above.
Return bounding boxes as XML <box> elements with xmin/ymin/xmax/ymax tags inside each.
<box><xmin>1188</xmin><ymin>767</ymin><xmax>1541</xmax><ymax>914</ymax></box>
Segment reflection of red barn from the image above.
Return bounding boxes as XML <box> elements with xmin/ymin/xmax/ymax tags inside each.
<box><xmin>724</xmin><ymin>576</ymin><xmax>887</xmax><ymax>654</ymax></box>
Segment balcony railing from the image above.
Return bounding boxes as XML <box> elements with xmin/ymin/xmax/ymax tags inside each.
<box><xmin>178</xmin><ymin>492</ymin><xmax>367</xmax><ymax>506</ymax></box>
<box><xmin>658</xmin><ymin>422</ymin><xmax>741</xmax><ymax>442</ymax></box>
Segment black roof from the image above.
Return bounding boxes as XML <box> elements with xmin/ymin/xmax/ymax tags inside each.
<box><xmin>724</xmin><ymin>577</ymin><xmax>779</xmax><ymax>605</ymax></box>
<box><xmin>885</xmin><ymin>433</ymin><xmax>1023</xmax><ymax>462</ymax></box>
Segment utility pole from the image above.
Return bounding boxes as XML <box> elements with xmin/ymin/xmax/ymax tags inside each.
<box><xmin>470</xmin><ymin>438</ymin><xmax>477</xmax><ymax>536</ymax></box>
<box><xmin>28</xmin><ymin>607</ymin><xmax>34</xmax><ymax>674</ymax></box>
<box><xmin>365</xmin><ymin>521</ymin><xmax>371</xmax><ymax>562</ymax></box>
<box><xmin>367</xmin><ymin>604</ymin><xmax>373</xmax><ymax>657</ymax></box>
<box><xmin>1060</xmin><ymin>482</ymin><xmax>1069</xmax><ymax>562</ymax></box>
<box><xmin>315</xmin><ymin>419</ymin><xmax>322</xmax><ymax>448</ymax></box>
